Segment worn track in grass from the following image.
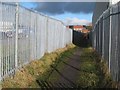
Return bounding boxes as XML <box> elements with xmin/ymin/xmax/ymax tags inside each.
<box><xmin>37</xmin><ymin>47</ymin><xmax>83</xmax><ymax>88</ymax></box>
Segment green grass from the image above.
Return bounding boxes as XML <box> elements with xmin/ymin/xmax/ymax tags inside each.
<box><xmin>76</xmin><ymin>48</ymin><xmax>99</xmax><ymax>88</ymax></box>
<box><xmin>77</xmin><ymin>47</ymin><xmax>117</xmax><ymax>88</ymax></box>
<box><xmin>2</xmin><ymin>44</ymin><xmax>76</xmax><ymax>88</ymax></box>
<box><xmin>33</xmin><ymin>46</ymin><xmax>117</xmax><ymax>88</ymax></box>
<box><xmin>2</xmin><ymin>45</ymin><xmax>117</xmax><ymax>88</ymax></box>
<box><xmin>77</xmin><ymin>71</ymin><xmax>99</xmax><ymax>88</ymax></box>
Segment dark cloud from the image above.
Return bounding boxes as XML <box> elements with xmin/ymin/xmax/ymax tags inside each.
<box><xmin>34</xmin><ymin>2</ymin><xmax>95</xmax><ymax>15</ymax></box>
<box><xmin>65</xmin><ymin>2</ymin><xmax>95</xmax><ymax>13</ymax></box>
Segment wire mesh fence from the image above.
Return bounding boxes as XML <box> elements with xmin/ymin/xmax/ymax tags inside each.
<box><xmin>92</xmin><ymin>2</ymin><xmax>120</xmax><ymax>82</ymax></box>
<box><xmin>0</xmin><ymin>2</ymin><xmax>73</xmax><ymax>81</ymax></box>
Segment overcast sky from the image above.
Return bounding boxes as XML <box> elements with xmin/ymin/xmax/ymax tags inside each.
<box><xmin>21</xmin><ymin>2</ymin><xmax>95</xmax><ymax>25</ymax></box>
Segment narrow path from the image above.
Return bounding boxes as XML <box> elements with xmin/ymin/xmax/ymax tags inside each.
<box><xmin>36</xmin><ymin>46</ymin><xmax>117</xmax><ymax>88</ymax></box>
<box><xmin>54</xmin><ymin>47</ymin><xmax>82</xmax><ymax>87</ymax></box>
<box><xmin>37</xmin><ymin>47</ymin><xmax>83</xmax><ymax>88</ymax></box>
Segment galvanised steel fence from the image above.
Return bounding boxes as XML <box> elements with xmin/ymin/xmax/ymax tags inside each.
<box><xmin>92</xmin><ymin>2</ymin><xmax>120</xmax><ymax>82</ymax></box>
<box><xmin>0</xmin><ymin>2</ymin><xmax>73</xmax><ymax>81</ymax></box>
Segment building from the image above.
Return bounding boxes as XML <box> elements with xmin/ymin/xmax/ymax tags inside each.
<box><xmin>67</xmin><ymin>25</ymin><xmax>85</xmax><ymax>31</ymax></box>
<box><xmin>73</xmin><ymin>25</ymin><xmax>84</xmax><ymax>31</ymax></box>
<box><xmin>81</xmin><ymin>29</ymin><xmax>90</xmax><ymax>34</ymax></box>
<box><xmin>66</xmin><ymin>25</ymin><xmax>90</xmax><ymax>33</ymax></box>
<box><xmin>92</xmin><ymin>2</ymin><xmax>109</xmax><ymax>27</ymax></box>
<box><xmin>92</xmin><ymin>0</ymin><xmax>120</xmax><ymax>27</ymax></box>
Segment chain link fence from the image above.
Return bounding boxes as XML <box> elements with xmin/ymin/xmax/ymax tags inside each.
<box><xmin>0</xmin><ymin>2</ymin><xmax>73</xmax><ymax>81</ymax></box>
<box><xmin>92</xmin><ymin>2</ymin><xmax>120</xmax><ymax>82</ymax></box>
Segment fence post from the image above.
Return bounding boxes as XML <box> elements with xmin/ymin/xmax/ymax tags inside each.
<box><xmin>15</xmin><ymin>2</ymin><xmax>19</xmax><ymax>68</ymax></box>
<box><xmin>0</xmin><ymin>2</ymin><xmax>2</xmax><ymax>82</ymax></box>
<box><xmin>46</xmin><ymin>16</ymin><xmax>48</xmax><ymax>52</ymax></box>
<box><xmin>109</xmin><ymin>8</ymin><xmax>112</xmax><ymax>72</ymax></box>
<box><xmin>102</xmin><ymin>16</ymin><xmax>104</xmax><ymax>59</ymax></box>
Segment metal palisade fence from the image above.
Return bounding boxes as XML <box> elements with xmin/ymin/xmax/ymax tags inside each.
<box><xmin>92</xmin><ymin>2</ymin><xmax>120</xmax><ymax>82</ymax></box>
<box><xmin>0</xmin><ymin>2</ymin><xmax>73</xmax><ymax>81</ymax></box>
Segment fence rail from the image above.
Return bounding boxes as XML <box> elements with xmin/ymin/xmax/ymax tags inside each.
<box><xmin>92</xmin><ymin>2</ymin><xmax>120</xmax><ymax>81</ymax></box>
<box><xmin>0</xmin><ymin>2</ymin><xmax>72</xmax><ymax>81</ymax></box>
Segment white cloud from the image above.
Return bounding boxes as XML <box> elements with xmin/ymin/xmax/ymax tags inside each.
<box><xmin>63</xmin><ymin>17</ymin><xmax>91</xmax><ymax>26</ymax></box>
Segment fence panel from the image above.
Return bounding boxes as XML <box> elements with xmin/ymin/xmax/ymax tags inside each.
<box><xmin>18</xmin><ymin>6</ymin><xmax>31</xmax><ymax>67</ymax></box>
<box><xmin>118</xmin><ymin>2</ymin><xmax>120</xmax><ymax>81</ymax></box>
<box><xmin>103</xmin><ymin>9</ymin><xmax>110</xmax><ymax>66</ymax></box>
<box><xmin>110</xmin><ymin>4</ymin><xmax>119</xmax><ymax>81</ymax></box>
<box><xmin>0</xmin><ymin>3</ymin><xmax>16</xmax><ymax>79</ymax></box>
<box><xmin>0</xmin><ymin>3</ymin><xmax>73</xmax><ymax>81</ymax></box>
<box><xmin>92</xmin><ymin>2</ymin><xmax>120</xmax><ymax>81</ymax></box>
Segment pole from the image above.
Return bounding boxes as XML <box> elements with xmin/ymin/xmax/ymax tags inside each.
<box><xmin>109</xmin><ymin>9</ymin><xmax>112</xmax><ymax>72</ymax></box>
<box><xmin>15</xmin><ymin>2</ymin><xmax>19</xmax><ymax>68</ymax></box>
<box><xmin>0</xmin><ymin>1</ymin><xmax>2</xmax><ymax>82</ymax></box>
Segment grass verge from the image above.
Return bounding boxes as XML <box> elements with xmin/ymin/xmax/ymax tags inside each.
<box><xmin>77</xmin><ymin>47</ymin><xmax>117</xmax><ymax>88</ymax></box>
<box><xmin>2</xmin><ymin>44</ymin><xmax>76</xmax><ymax>88</ymax></box>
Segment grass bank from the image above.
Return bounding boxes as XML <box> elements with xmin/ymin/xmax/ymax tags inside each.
<box><xmin>77</xmin><ymin>47</ymin><xmax>117</xmax><ymax>88</ymax></box>
<box><xmin>2</xmin><ymin>44</ymin><xmax>76</xmax><ymax>88</ymax></box>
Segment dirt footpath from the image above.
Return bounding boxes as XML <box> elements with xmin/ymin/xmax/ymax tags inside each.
<box><xmin>37</xmin><ymin>47</ymin><xmax>83</xmax><ymax>88</ymax></box>
<box><xmin>54</xmin><ymin>47</ymin><xmax>82</xmax><ymax>87</ymax></box>
<box><xmin>37</xmin><ymin>47</ymin><xmax>116</xmax><ymax>88</ymax></box>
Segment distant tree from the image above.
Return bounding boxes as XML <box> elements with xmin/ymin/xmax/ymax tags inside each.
<box><xmin>86</xmin><ymin>26</ymin><xmax>92</xmax><ymax>31</ymax></box>
<box><xmin>69</xmin><ymin>25</ymin><xmax>74</xmax><ymax>30</ymax></box>
<box><xmin>83</xmin><ymin>25</ymin><xmax>87</xmax><ymax>28</ymax></box>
